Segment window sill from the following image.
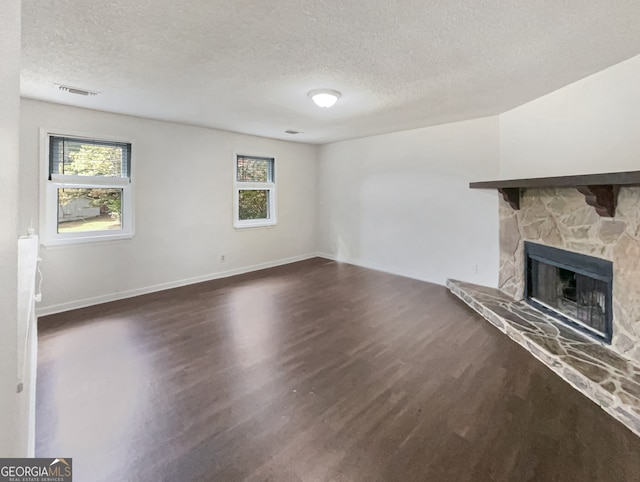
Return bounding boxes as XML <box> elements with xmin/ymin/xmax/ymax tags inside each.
<box><xmin>41</xmin><ymin>232</ymin><xmax>134</xmax><ymax>248</ymax></box>
<box><xmin>234</xmin><ymin>221</ymin><xmax>277</xmax><ymax>230</ymax></box>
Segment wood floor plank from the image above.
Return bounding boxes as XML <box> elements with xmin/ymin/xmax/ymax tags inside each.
<box><xmin>36</xmin><ymin>258</ymin><xmax>640</xmax><ymax>481</ymax></box>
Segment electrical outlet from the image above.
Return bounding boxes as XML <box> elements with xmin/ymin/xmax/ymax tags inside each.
<box><xmin>220</xmin><ymin>254</ymin><xmax>225</xmax><ymax>261</ymax></box>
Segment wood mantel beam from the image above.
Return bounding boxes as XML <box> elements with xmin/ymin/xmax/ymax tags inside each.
<box><xmin>470</xmin><ymin>170</ymin><xmax>640</xmax><ymax>217</ymax></box>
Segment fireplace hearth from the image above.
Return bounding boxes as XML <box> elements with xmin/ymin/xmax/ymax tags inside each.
<box><xmin>524</xmin><ymin>242</ymin><xmax>613</xmax><ymax>343</ymax></box>
<box><xmin>447</xmin><ymin>279</ymin><xmax>640</xmax><ymax>438</ymax></box>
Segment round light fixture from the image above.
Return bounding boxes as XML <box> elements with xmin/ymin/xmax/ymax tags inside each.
<box><xmin>308</xmin><ymin>89</ymin><xmax>341</xmax><ymax>108</ymax></box>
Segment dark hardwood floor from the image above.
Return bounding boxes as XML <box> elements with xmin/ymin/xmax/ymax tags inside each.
<box><xmin>37</xmin><ymin>258</ymin><xmax>640</xmax><ymax>481</ymax></box>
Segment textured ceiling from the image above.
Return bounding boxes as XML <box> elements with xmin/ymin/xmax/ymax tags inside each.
<box><xmin>21</xmin><ymin>0</ymin><xmax>640</xmax><ymax>144</ymax></box>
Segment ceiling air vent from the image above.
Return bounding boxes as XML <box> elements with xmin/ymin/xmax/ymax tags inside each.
<box><xmin>56</xmin><ymin>84</ymin><xmax>99</xmax><ymax>96</ymax></box>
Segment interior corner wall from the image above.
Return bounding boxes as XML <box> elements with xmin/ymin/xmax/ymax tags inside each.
<box><xmin>0</xmin><ymin>0</ymin><xmax>22</xmax><ymax>457</ymax></box>
<box><xmin>21</xmin><ymin>99</ymin><xmax>318</xmax><ymax>315</ymax></box>
<box><xmin>499</xmin><ymin>54</ymin><xmax>640</xmax><ymax>178</ymax></box>
<box><xmin>317</xmin><ymin>116</ymin><xmax>500</xmax><ymax>287</ymax></box>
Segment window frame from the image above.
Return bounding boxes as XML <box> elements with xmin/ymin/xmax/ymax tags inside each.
<box><xmin>233</xmin><ymin>153</ymin><xmax>277</xmax><ymax>229</ymax></box>
<box><xmin>40</xmin><ymin>129</ymin><xmax>135</xmax><ymax>246</ymax></box>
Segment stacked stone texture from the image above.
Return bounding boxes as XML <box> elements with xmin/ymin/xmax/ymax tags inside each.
<box><xmin>499</xmin><ymin>187</ymin><xmax>640</xmax><ymax>363</ymax></box>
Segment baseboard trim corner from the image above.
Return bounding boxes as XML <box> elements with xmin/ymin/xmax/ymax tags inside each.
<box><xmin>315</xmin><ymin>252</ymin><xmax>337</xmax><ymax>261</ymax></box>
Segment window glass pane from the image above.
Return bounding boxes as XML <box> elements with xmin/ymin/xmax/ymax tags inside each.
<box><xmin>50</xmin><ymin>137</ymin><xmax>131</xmax><ymax>178</ymax></box>
<box><xmin>238</xmin><ymin>190</ymin><xmax>269</xmax><ymax>220</ymax></box>
<box><xmin>237</xmin><ymin>156</ymin><xmax>274</xmax><ymax>182</ymax></box>
<box><xmin>57</xmin><ymin>188</ymin><xmax>122</xmax><ymax>233</ymax></box>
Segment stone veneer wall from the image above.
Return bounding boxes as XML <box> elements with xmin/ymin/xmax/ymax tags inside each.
<box><xmin>499</xmin><ymin>187</ymin><xmax>640</xmax><ymax>363</ymax></box>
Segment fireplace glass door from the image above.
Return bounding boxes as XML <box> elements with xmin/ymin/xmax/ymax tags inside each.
<box><xmin>525</xmin><ymin>242</ymin><xmax>613</xmax><ymax>343</ymax></box>
<box><xmin>530</xmin><ymin>260</ymin><xmax>608</xmax><ymax>336</ymax></box>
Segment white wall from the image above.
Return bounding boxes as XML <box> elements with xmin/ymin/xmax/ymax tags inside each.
<box><xmin>21</xmin><ymin>100</ymin><xmax>318</xmax><ymax>314</ymax></box>
<box><xmin>0</xmin><ymin>0</ymin><xmax>24</xmax><ymax>456</ymax></box>
<box><xmin>317</xmin><ymin>116</ymin><xmax>500</xmax><ymax>287</ymax></box>
<box><xmin>500</xmin><ymin>54</ymin><xmax>640</xmax><ymax>178</ymax></box>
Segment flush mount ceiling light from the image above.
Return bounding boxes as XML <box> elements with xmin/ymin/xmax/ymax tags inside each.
<box><xmin>308</xmin><ymin>89</ymin><xmax>341</xmax><ymax>108</ymax></box>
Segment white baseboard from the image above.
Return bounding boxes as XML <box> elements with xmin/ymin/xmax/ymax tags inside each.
<box><xmin>35</xmin><ymin>252</ymin><xmax>447</xmax><ymax>318</ymax></box>
<box><xmin>322</xmin><ymin>253</ymin><xmax>444</xmax><ymax>287</ymax></box>
<box><xmin>37</xmin><ymin>253</ymin><xmax>321</xmax><ymax>317</ymax></box>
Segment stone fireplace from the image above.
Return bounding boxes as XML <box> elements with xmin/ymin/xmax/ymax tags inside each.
<box><xmin>448</xmin><ymin>178</ymin><xmax>640</xmax><ymax>437</ymax></box>
<box><xmin>500</xmin><ymin>187</ymin><xmax>640</xmax><ymax>364</ymax></box>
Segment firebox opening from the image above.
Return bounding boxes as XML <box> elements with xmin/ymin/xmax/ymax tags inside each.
<box><xmin>524</xmin><ymin>242</ymin><xmax>613</xmax><ymax>344</ymax></box>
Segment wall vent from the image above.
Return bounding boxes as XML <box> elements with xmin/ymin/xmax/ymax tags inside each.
<box><xmin>56</xmin><ymin>84</ymin><xmax>99</xmax><ymax>96</ymax></box>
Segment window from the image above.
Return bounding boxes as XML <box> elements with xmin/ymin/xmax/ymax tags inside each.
<box><xmin>42</xmin><ymin>134</ymin><xmax>133</xmax><ymax>245</ymax></box>
<box><xmin>234</xmin><ymin>154</ymin><xmax>276</xmax><ymax>228</ymax></box>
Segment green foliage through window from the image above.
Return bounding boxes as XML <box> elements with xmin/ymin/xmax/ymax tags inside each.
<box><xmin>50</xmin><ymin>137</ymin><xmax>130</xmax><ymax>178</ymax></box>
<box><xmin>235</xmin><ymin>155</ymin><xmax>274</xmax><ymax>226</ymax></box>
<box><xmin>52</xmin><ymin>141</ymin><xmax>129</xmax><ymax>221</ymax></box>
<box><xmin>237</xmin><ymin>156</ymin><xmax>274</xmax><ymax>182</ymax></box>
<box><xmin>239</xmin><ymin>190</ymin><xmax>269</xmax><ymax>220</ymax></box>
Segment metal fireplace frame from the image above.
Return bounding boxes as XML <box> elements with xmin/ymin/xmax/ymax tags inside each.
<box><xmin>524</xmin><ymin>241</ymin><xmax>613</xmax><ymax>344</ymax></box>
